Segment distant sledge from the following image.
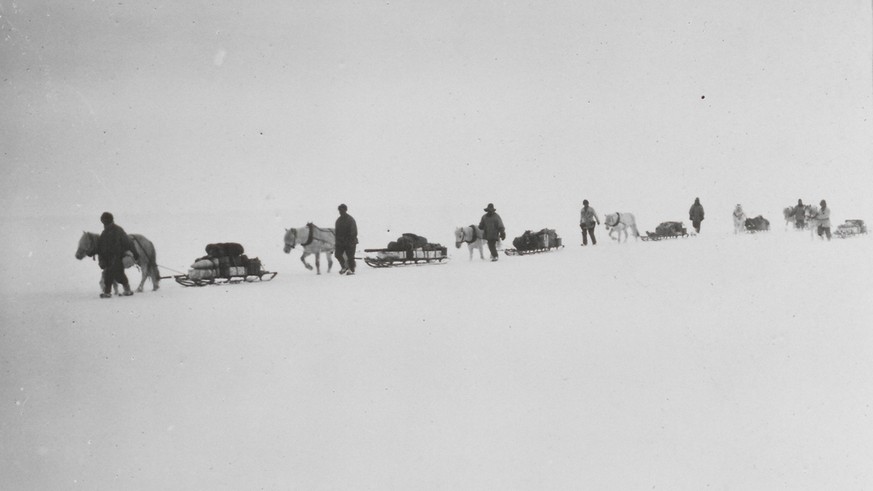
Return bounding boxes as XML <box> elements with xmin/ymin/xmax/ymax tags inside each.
<box><xmin>642</xmin><ymin>221</ymin><xmax>690</xmax><ymax>241</ymax></box>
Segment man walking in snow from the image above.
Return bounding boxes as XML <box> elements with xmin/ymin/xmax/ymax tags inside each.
<box><xmin>335</xmin><ymin>203</ymin><xmax>359</xmax><ymax>275</ymax></box>
<box><xmin>689</xmin><ymin>197</ymin><xmax>705</xmax><ymax>234</ymax></box>
<box><xmin>478</xmin><ymin>203</ymin><xmax>505</xmax><ymax>261</ymax></box>
<box><xmin>793</xmin><ymin>199</ymin><xmax>806</xmax><ymax>229</ymax></box>
<box><xmin>816</xmin><ymin>199</ymin><xmax>831</xmax><ymax>241</ymax></box>
<box><xmin>97</xmin><ymin>212</ymin><xmax>138</xmax><ymax>298</ymax></box>
<box><xmin>579</xmin><ymin>199</ymin><xmax>600</xmax><ymax>246</ymax></box>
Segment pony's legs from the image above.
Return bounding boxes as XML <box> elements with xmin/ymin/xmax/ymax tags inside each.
<box><xmin>469</xmin><ymin>242</ymin><xmax>484</xmax><ymax>260</ymax></box>
<box><xmin>136</xmin><ymin>266</ymin><xmax>147</xmax><ymax>292</ymax></box>
<box><xmin>314</xmin><ymin>252</ymin><xmax>321</xmax><ymax>275</ymax></box>
<box><xmin>300</xmin><ymin>251</ymin><xmax>313</xmax><ymax>270</ymax></box>
<box><xmin>477</xmin><ymin>241</ymin><xmax>485</xmax><ymax>259</ymax></box>
<box><xmin>326</xmin><ymin>251</ymin><xmax>334</xmax><ymax>272</ymax></box>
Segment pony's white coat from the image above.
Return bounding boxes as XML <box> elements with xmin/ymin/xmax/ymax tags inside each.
<box><xmin>603</xmin><ymin>213</ymin><xmax>640</xmax><ymax>243</ymax></box>
<box><xmin>284</xmin><ymin>224</ymin><xmax>336</xmax><ymax>274</ymax></box>
<box><xmin>454</xmin><ymin>225</ymin><xmax>486</xmax><ymax>260</ymax></box>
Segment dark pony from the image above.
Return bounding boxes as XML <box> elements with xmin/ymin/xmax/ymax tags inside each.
<box><xmin>76</xmin><ymin>231</ymin><xmax>160</xmax><ymax>293</ymax></box>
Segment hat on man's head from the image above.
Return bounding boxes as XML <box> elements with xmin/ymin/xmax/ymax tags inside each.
<box><xmin>583</xmin><ymin>199</ymin><xmax>589</xmax><ymax>206</ymax></box>
<box><xmin>100</xmin><ymin>212</ymin><xmax>114</xmax><ymax>224</ymax></box>
<box><xmin>820</xmin><ymin>199</ymin><xmax>827</xmax><ymax>207</ymax></box>
<box><xmin>483</xmin><ymin>203</ymin><xmax>496</xmax><ymax>212</ymax></box>
<box><xmin>338</xmin><ymin>204</ymin><xmax>348</xmax><ymax>212</ymax></box>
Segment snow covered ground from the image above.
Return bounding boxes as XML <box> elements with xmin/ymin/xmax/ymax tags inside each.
<box><xmin>1</xmin><ymin>212</ymin><xmax>872</xmax><ymax>489</ymax></box>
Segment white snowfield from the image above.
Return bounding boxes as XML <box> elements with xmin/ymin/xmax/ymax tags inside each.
<box><xmin>2</xmin><ymin>212</ymin><xmax>871</xmax><ymax>490</ymax></box>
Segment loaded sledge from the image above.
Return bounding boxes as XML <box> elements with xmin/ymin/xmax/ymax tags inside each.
<box><xmin>642</xmin><ymin>221</ymin><xmax>690</xmax><ymax>241</ymax></box>
<box><xmin>834</xmin><ymin>219</ymin><xmax>867</xmax><ymax>238</ymax></box>
<box><xmin>364</xmin><ymin>233</ymin><xmax>449</xmax><ymax>268</ymax></box>
<box><xmin>504</xmin><ymin>228</ymin><xmax>563</xmax><ymax>255</ymax></box>
<box><xmin>744</xmin><ymin>215</ymin><xmax>770</xmax><ymax>233</ymax></box>
<box><xmin>174</xmin><ymin>242</ymin><xmax>277</xmax><ymax>286</ymax></box>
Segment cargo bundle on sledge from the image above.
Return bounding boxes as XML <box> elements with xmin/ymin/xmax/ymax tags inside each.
<box><xmin>744</xmin><ymin>215</ymin><xmax>770</xmax><ymax>233</ymax></box>
<box><xmin>504</xmin><ymin>228</ymin><xmax>563</xmax><ymax>256</ymax></box>
<box><xmin>642</xmin><ymin>221</ymin><xmax>690</xmax><ymax>241</ymax></box>
<box><xmin>834</xmin><ymin>219</ymin><xmax>867</xmax><ymax>238</ymax></box>
<box><xmin>174</xmin><ymin>242</ymin><xmax>277</xmax><ymax>286</ymax></box>
<box><xmin>364</xmin><ymin>233</ymin><xmax>449</xmax><ymax>268</ymax></box>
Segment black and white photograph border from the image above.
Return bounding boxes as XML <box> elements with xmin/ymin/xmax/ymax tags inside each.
<box><xmin>2</xmin><ymin>1</ymin><xmax>872</xmax><ymax>489</ymax></box>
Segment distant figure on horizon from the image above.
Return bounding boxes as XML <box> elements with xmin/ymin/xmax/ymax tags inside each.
<box><xmin>732</xmin><ymin>204</ymin><xmax>746</xmax><ymax>234</ymax></box>
<box><xmin>97</xmin><ymin>212</ymin><xmax>138</xmax><ymax>298</ymax></box>
<box><xmin>817</xmin><ymin>199</ymin><xmax>831</xmax><ymax>241</ymax></box>
<box><xmin>794</xmin><ymin>199</ymin><xmax>806</xmax><ymax>230</ymax></box>
<box><xmin>335</xmin><ymin>204</ymin><xmax>358</xmax><ymax>275</ymax></box>
<box><xmin>478</xmin><ymin>203</ymin><xmax>505</xmax><ymax>262</ymax></box>
<box><xmin>689</xmin><ymin>197</ymin><xmax>705</xmax><ymax>234</ymax></box>
<box><xmin>579</xmin><ymin>199</ymin><xmax>600</xmax><ymax>246</ymax></box>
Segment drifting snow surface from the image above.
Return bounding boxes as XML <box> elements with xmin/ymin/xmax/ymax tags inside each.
<box><xmin>2</xmin><ymin>214</ymin><xmax>872</xmax><ymax>490</ymax></box>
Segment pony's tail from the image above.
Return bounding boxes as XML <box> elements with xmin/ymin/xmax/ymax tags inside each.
<box><xmin>149</xmin><ymin>248</ymin><xmax>161</xmax><ymax>285</ymax></box>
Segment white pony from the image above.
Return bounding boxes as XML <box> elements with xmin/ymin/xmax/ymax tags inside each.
<box><xmin>75</xmin><ymin>231</ymin><xmax>161</xmax><ymax>294</ymax></box>
<box><xmin>603</xmin><ymin>212</ymin><xmax>640</xmax><ymax>243</ymax></box>
<box><xmin>804</xmin><ymin>206</ymin><xmax>824</xmax><ymax>240</ymax></box>
<box><xmin>784</xmin><ymin>204</ymin><xmax>812</xmax><ymax>231</ymax></box>
<box><xmin>454</xmin><ymin>225</ymin><xmax>486</xmax><ymax>260</ymax></box>
<box><xmin>284</xmin><ymin>223</ymin><xmax>336</xmax><ymax>274</ymax></box>
<box><xmin>783</xmin><ymin>206</ymin><xmax>797</xmax><ymax>230</ymax></box>
<box><xmin>732</xmin><ymin>205</ymin><xmax>747</xmax><ymax>234</ymax></box>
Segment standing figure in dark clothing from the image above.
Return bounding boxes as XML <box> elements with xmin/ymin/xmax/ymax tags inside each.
<box><xmin>478</xmin><ymin>203</ymin><xmax>505</xmax><ymax>262</ymax></box>
<box><xmin>97</xmin><ymin>212</ymin><xmax>138</xmax><ymax>298</ymax></box>
<box><xmin>579</xmin><ymin>199</ymin><xmax>600</xmax><ymax>246</ymax></box>
<box><xmin>793</xmin><ymin>199</ymin><xmax>806</xmax><ymax>230</ymax></box>
<box><xmin>335</xmin><ymin>204</ymin><xmax>358</xmax><ymax>275</ymax></box>
<box><xmin>689</xmin><ymin>197</ymin><xmax>705</xmax><ymax>234</ymax></box>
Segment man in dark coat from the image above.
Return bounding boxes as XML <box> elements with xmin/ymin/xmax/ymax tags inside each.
<box><xmin>478</xmin><ymin>203</ymin><xmax>505</xmax><ymax>261</ymax></box>
<box><xmin>689</xmin><ymin>197</ymin><xmax>705</xmax><ymax>233</ymax></box>
<box><xmin>793</xmin><ymin>199</ymin><xmax>806</xmax><ymax>229</ymax></box>
<box><xmin>335</xmin><ymin>204</ymin><xmax>358</xmax><ymax>275</ymax></box>
<box><xmin>579</xmin><ymin>199</ymin><xmax>600</xmax><ymax>246</ymax></box>
<box><xmin>97</xmin><ymin>212</ymin><xmax>138</xmax><ymax>298</ymax></box>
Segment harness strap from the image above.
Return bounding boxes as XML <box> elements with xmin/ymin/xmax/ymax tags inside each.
<box><xmin>301</xmin><ymin>223</ymin><xmax>316</xmax><ymax>247</ymax></box>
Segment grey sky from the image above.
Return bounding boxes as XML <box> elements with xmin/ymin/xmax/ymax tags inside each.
<box><xmin>2</xmin><ymin>1</ymin><xmax>872</xmax><ymax>232</ymax></box>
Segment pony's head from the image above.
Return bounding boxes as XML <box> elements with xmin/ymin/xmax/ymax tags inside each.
<box><xmin>805</xmin><ymin>205</ymin><xmax>820</xmax><ymax>220</ymax></box>
<box><xmin>604</xmin><ymin>213</ymin><xmax>618</xmax><ymax>229</ymax></box>
<box><xmin>283</xmin><ymin>228</ymin><xmax>297</xmax><ymax>253</ymax></box>
<box><xmin>76</xmin><ymin>231</ymin><xmax>97</xmax><ymax>260</ymax></box>
<box><xmin>454</xmin><ymin>227</ymin><xmax>465</xmax><ymax>248</ymax></box>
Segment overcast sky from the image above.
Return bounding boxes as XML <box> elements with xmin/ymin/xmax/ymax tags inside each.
<box><xmin>2</xmin><ymin>1</ymin><xmax>872</xmax><ymax>234</ymax></box>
